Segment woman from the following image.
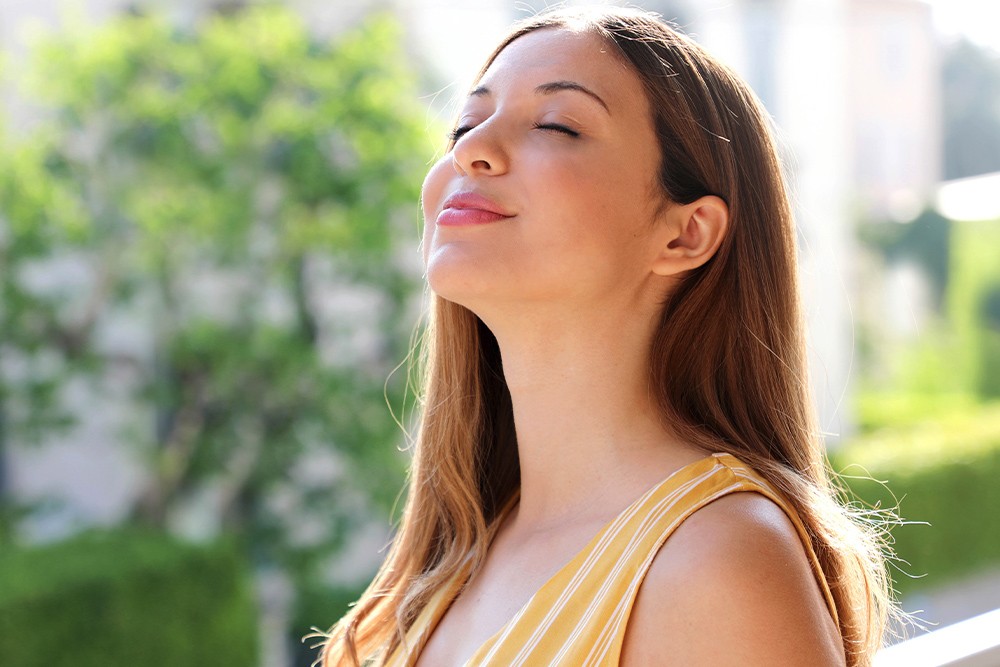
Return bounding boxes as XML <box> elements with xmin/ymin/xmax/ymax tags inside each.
<box><xmin>318</xmin><ymin>6</ymin><xmax>892</xmax><ymax>666</ymax></box>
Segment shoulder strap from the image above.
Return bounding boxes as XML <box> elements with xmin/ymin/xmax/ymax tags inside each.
<box><xmin>475</xmin><ymin>453</ymin><xmax>754</xmax><ymax>666</ymax></box>
<box><xmin>598</xmin><ymin>453</ymin><xmax>840</xmax><ymax>664</ymax></box>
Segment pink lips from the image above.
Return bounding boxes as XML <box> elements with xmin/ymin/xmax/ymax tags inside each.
<box><xmin>437</xmin><ymin>191</ymin><xmax>514</xmax><ymax>227</ymax></box>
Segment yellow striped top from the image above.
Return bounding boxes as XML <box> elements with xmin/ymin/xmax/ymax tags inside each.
<box><xmin>385</xmin><ymin>452</ymin><xmax>839</xmax><ymax>666</ymax></box>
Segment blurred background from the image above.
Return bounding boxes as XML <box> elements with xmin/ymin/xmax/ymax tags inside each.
<box><xmin>0</xmin><ymin>0</ymin><xmax>998</xmax><ymax>665</ymax></box>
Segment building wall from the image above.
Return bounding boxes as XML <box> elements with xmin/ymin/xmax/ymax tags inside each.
<box><xmin>849</xmin><ymin>0</ymin><xmax>940</xmax><ymax>220</ymax></box>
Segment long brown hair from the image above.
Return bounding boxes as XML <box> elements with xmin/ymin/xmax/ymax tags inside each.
<box><xmin>318</xmin><ymin>7</ymin><xmax>891</xmax><ymax>666</ymax></box>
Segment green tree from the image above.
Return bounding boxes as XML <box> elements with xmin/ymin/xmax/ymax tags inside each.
<box><xmin>856</xmin><ymin>207</ymin><xmax>951</xmax><ymax>310</ymax></box>
<box><xmin>0</xmin><ymin>4</ymin><xmax>431</xmax><ymax>596</ymax></box>
<box><xmin>0</xmin><ymin>112</ymin><xmax>91</xmax><ymax>544</ymax></box>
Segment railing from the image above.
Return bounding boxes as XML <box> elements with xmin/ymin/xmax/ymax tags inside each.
<box><xmin>874</xmin><ymin>608</ymin><xmax>1000</xmax><ymax>666</ymax></box>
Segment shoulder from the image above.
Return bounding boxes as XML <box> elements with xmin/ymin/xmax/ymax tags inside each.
<box><xmin>620</xmin><ymin>491</ymin><xmax>845</xmax><ymax>666</ymax></box>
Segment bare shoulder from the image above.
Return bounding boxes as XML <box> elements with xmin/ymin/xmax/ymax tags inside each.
<box><xmin>620</xmin><ymin>491</ymin><xmax>846</xmax><ymax>666</ymax></box>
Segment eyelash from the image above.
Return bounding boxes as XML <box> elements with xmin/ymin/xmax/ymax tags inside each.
<box><xmin>448</xmin><ymin>122</ymin><xmax>580</xmax><ymax>141</ymax></box>
<box><xmin>535</xmin><ymin>123</ymin><xmax>580</xmax><ymax>137</ymax></box>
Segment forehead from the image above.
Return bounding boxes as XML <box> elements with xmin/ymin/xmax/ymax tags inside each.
<box><xmin>476</xmin><ymin>28</ymin><xmax>648</xmax><ymax>114</ymax></box>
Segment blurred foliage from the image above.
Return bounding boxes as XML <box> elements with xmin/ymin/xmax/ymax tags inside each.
<box><xmin>855</xmin><ymin>30</ymin><xmax>1000</xmax><ymax>415</ymax></box>
<box><xmin>855</xmin><ymin>216</ymin><xmax>1000</xmax><ymax>408</ymax></box>
<box><xmin>0</xmin><ymin>119</ymin><xmax>84</xmax><ymax>458</ymax></box>
<box><xmin>854</xmin><ymin>391</ymin><xmax>977</xmax><ymax>435</ymax></box>
<box><xmin>857</xmin><ymin>37</ymin><xmax>1000</xmax><ymax>419</ymax></box>
<box><xmin>849</xmin><ymin>212</ymin><xmax>1000</xmax><ymax>598</ymax></box>
<box><xmin>943</xmin><ymin>39</ymin><xmax>1000</xmax><ymax>180</ymax></box>
<box><xmin>0</xmin><ymin>528</ymin><xmax>256</xmax><ymax>666</ymax></box>
<box><xmin>949</xmin><ymin>221</ymin><xmax>1000</xmax><ymax>399</ymax></box>
<box><xmin>833</xmin><ymin>401</ymin><xmax>1000</xmax><ymax>596</ymax></box>
<box><xmin>978</xmin><ymin>284</ymin><xmax>1000</xmax><ymax>398</ymax></box>
<box><xmin>856</xmin><ymin>208</ymin><xmax>951</xmax><ymax>310</ymax></box>
<box><xmin>293</xmin><ymin>581</ymin><xmax>367</xmax><ymax>666</ymax></box>
<box><xmin>0</xmin><ymin>4</ymin><xmax>433</xmax><ymax>589</ymax></box>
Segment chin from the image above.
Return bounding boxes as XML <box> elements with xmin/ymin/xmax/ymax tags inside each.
<box><xmin>426</xmin><ymin>261</ymin><xmax>523</xmax><ymax>331</ymax></box>
<box><xmin>426</xmin><ymin>255</ymin><xmax>488</xmax><ymax>306</ymax></box>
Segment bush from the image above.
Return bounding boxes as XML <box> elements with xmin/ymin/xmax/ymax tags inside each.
<box><xmin>978</xmin><ymin>283</ymin><xmax>1000</xmax><ymax>398</ymax></box>
<box><xmin>950</xmin><ymin>220</ymin><xmax>1000</xmax><ymax>399</ymax></box>
<box><xmin>854</xmin><ymin>391</ymin><xmax>977</xmax><ymax>434</ymax></box>
<box><xmin>0</xmin><ymin>530</ymin><xmax>257</xmax><ymax>667</ymax></box>
<box><xmin>292</xmin><ymin>582</ymin><xmax>367</xmax><ymax>667</ymax></box>
<box><xmin>833</xmin><ymin>401</ymin><xmax>1000</xmax><ymax>596</ymax></box>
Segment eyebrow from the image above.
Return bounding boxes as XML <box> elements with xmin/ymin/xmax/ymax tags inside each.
<box><xmin>470</xmin><ymin>80</ymin><xmax>610</xmax><ymax>113</ymax></box>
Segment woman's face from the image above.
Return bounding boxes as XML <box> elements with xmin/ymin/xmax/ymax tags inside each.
<box><xmin>421</xmin><ymin>27</ymin><xmax>670</xmax><ymax>316</ymax></box>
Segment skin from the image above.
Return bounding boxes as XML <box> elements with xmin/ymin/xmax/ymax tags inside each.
<box><xmin>620</xmin><ymin>493</ymin><xmax>846</xmax><ymax>665</ymax></box>
<box><xmin>416</xmin><ymin>26</ymin><xmax>844</xmax><ymax>667</ymax></box>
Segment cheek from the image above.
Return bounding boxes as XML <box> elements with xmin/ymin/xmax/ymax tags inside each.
<box><xmin>420</xmin><ymin>156</ymin><xmax>453</xmax><ymax>261</ymax></box>
<box><xmin>421</xmin><ymin>156</ymin><xmax>452</xmax><ymax>217</ymax></box>
<box><xmin>540</xmin><ymin>155</ymin><xmax>661</xmax><ymax>270</ymax></box>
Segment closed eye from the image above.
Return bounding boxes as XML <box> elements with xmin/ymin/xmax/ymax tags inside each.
<box><xmin>448</xmin><ymin>125</ymin><xmax>473</xmax><ymax>141</ymax></box>
<box><xmin>534</xmin><ymin>122</ymin><xmax>579</xmax><ymax>137</ymax></box>
<box><xmin>449</xmin><ymin>122</ymin><xmax>580</xmax><ymax>142</ymax></box>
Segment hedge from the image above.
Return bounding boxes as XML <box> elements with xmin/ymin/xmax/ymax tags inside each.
<box><xmin>0</xmin><ymin>529</ymin><xmax>257</xmax><ymax>667</ymax></box>
<box><xmin>833</xmin><ymin>400</ymin><xmax>1000</xmax><ymax>596</ymax></box>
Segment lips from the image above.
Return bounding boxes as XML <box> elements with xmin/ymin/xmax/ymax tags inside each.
<box><xmin>437</xmin><ymin>191</ymin><xmax>514</xmax><ymax>227</ymax></box>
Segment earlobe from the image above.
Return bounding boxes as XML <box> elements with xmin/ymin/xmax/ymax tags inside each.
<box><xmin>651</xmin><ymin>195</ymin><xmax>729</xmax><ymax>277</ymax></box>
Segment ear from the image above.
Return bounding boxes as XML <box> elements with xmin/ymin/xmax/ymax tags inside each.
<box><xmin>651</xmin><ymin>195</ymin><xmax>729</xmax><ymax>277</ymax></box>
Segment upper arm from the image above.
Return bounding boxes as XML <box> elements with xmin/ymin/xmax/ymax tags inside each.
<box><xmin>620</xmin><ymin>492</ymin><xmax>845</xmax><ymax>666</ymax></box>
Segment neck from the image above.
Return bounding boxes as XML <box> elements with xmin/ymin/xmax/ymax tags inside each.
<box><xmin>484</xmin><ymin>301</ymin><xmax>702</xmax><ymax>531</ymax></box>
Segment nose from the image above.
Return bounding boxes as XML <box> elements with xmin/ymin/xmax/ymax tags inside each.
<box><xmin>451</xmin><ymin>121</ymin><xmax>509</xmax><ymax>176</ymax></box>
